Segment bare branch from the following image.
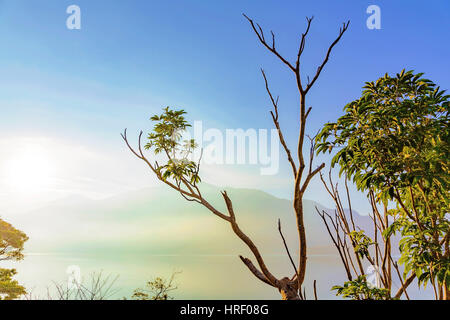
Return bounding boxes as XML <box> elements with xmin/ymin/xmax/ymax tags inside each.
<box><xmin>261</xmin><ymin>69</ymin><xmax>297</xmax><ymax>176</ymax></box>
<box><xmin>394</xmin><ymin>273</ymin><xmax>416</xmax><ymax>299</ymax></box>
<box><xmin>278</xmin><ymin>219</ymin><xmax>299</xmax><ymax>279</ymax></box>
<box><xmin>305</xmin><ymin>106</ymin><xmax>312</xmax><ymax>120</ymax></box>
<box><xmin>296</xmin><ymin>16</ymin><xmax>314</xmax><ymax>79</ymax></box>
<box><xmin>243</xmin><ymin>14</ymin><xmax>296</xmax><ymax>72</ymax></box>
<box><xmin>300</xmin><ymin>163</ymin><xmax>325</xmax><ymax>194</ymax></box>
<box><xmin>222</xmin><ymin>191</ymin><xmax>278</xmax><ymax>286</ymax></box>
<box><xmin>316</xmin><ymin>207</ymin><xmax>353</xmax><ymax>280</ymax></box>
<box><xmin>313</xmin><ymin>280</ymin><xmax>318</xmax><ymax>300</ymax></box>
<box><xmin>304</xmin><ymin>21</ymin><xmax>350</xmax><ymax>93</ymax></box>
<box><xmin>239</xmin><ymin>256</ymin><xmax>274</xmax><ymax>287</ymax></box>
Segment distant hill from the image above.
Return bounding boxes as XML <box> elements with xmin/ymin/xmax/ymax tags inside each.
<box><xmin>8</xmin><ymin>184</ymin><xmax>409</xmax><ymax>300</ymax></box>
<box><xmin>14</xmin><ymin>183</ymin><xmax>374</xmax><ymax>257</ymax></box>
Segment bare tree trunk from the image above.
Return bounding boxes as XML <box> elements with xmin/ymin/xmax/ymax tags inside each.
<box><xmin>279</xmin><ymin>278</ymin><xmax>300</xmax><ymax>300</ymax></box>
<box><xmin>294</xmin><ymin>199</ymin><xmax>307</xmax><ymax>287</ymax></box>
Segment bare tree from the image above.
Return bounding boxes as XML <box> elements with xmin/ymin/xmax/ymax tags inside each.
<box><xmin>51</xmin><ymin>271</ymin><xmax>119</xmax><ymax>300</ymax></box>
<box><xmin>122</xmin><ymin>15</ymin><xmax>349</xmax><ymax>300</ymax></box>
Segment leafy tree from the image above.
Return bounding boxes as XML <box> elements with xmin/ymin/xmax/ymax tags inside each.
<box><xmin>0</xmin><ymin>269</ymin><xmax>26</xmax><ymax>300</ymax></box>
<box><xmin>131</xmin><ymin>272</ymin><xmax>179</xmax><ymax>300</ymax></box>
<box><xmin>123</xmin><ymin>15</ymin><xmax>349</xmax><ymax>299</ymax></box>
<box><xmin>0</xmin><ymin>218</ymin><xmax>28</xmax><ymax>300</ymax></box>
<box><xmin>316</xmin><ymin>70</ymin><xmax>450</xmax><ymax>299</ymax></box>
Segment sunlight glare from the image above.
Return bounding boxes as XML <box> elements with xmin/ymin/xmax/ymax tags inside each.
<box><xmin>3</xmin><ymin>144</ymin><xmax>56</xmax><ymax>193</ymax></box>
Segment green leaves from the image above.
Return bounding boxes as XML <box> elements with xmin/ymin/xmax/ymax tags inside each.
<box><xmin>0</xmin><ymin>220</ymin><xmax>28</xmax><ymax>299</ymax></box>
<box><xmin>317</xmin><ymin>70</ymin><xmax>450</xmax><ymax>294</ymax></box>
<box><xmin>145</xmin><ymin>107</ymin><xmax>191</xmax><ymax>153</ymax></box>
<box><xmin>332</xmin><ymin>276</ymin><xmax>392</xmax><ymax>300</ymax></box>
<box><xmin>349</xmin><ymin>231</ymin><xmax>374</xmax><ymax>259</ymax></box>
<box><xmin>0</xmin><ymin>268</ymin><xmax>26</xmax><ymax>300</ymax></box>
<box><xmin>0</xmin><ymin>219</ymin><xmax>29</xmax><ymax>262</ymax></box>
<box><xmin>317</xmin><ymin>70</ymin><xmax>449</xmax><ymax>195</ymax></box>
<box><xmin>146</xmin><ymin>107</ymin><xmax>201</xmax><ymax>185</ymax></box>
<box><xmin>131</xmin><ymin>273</ymin><xmax>179</xmax><ymax>300</ymax></box>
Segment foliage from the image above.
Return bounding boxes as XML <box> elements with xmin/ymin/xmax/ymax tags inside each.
<box><xmin>332</xmin><ymin>276</ymin><xmax>392</xmax><ymax>300</ymax></box>
<box><xmin>0</xmin><ymin>269</ymin><xmax>26</xmax><ymax>300</ymax></box>
<box><xmin>317</xmin><ymin>70</ymin><xmax>450</xmax><ymax>297</ymax></box>
<box><xmin>385</xmin><ymin>216</ymin><xmax>450</xmax><ymax>290</ymax></box>
<box><xmin>316</xmin><ymin>69</ymin><xmax>448</xmax><ymax>202</ymax></box>
<box><xmin>131</xmin><ymin>272</ymin><xmax>179</xmax><ymax>300</ymax></box>
<box><xmin>0</xmin><ymin>218</ymin><xmax>28</xmax><ymax>261</ymax></box>
<box><xmin>145</xmin><ymin>107</ymin><xmax>200</xmax><ymax>185</ymax></box>
<box><xmin>0</xmin><ymin>218</ymin><xmax>29</xmax><ymax>300</ymax></box>
<box><xmin>349</xmin><ymin>230</ymin><xmax>374</xmax><ymax>259</ymax></box>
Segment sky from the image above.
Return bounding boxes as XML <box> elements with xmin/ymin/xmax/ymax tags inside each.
<box><xmin>0</xmin><ymin>0</ymin><xmax>449</xmax><ymax>216</ymax></box>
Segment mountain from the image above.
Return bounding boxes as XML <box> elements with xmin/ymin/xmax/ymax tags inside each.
<box><xmin>13</xmin><ymin>183</ymin><xmax>373</xmax><ymax>256</ymax></box>
<box><xmin>7</xmin><ymin>184</ymin><xmax>399</xmax><ymax>299</ymax></box>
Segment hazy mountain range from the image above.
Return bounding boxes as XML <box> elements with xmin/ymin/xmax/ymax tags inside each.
<box><xmin>5</xmin><ymin>184</ymin><xmax>414</xmax><ymax>299</ymax></box>
<box><xmin>13</xmin><ymin>183</ymin><xmax>373</xmax><ymax>256</ymax></box>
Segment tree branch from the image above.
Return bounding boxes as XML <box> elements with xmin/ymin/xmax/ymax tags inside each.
<box><xmin>239</xmin><ymin>256</ymin><xmax>274</xmax><ymax>287</ymax></box>
<box><xmin>304</xmin><ymin>21</ymin><xmax>350</xmax><ymax>94</ymax></box>
<box><xmin>261</xmin><ymin>69</ymin><xmax>297</xmax><ymax>176</ymax></box>
<box><xmin>278</xmin><ymin>219</ymin><xmax>299</xmax><ymax>279</ymax></box>
<box><xmin>222</xmin><ymin>191</ymin><xmax>279</xmax><ymax>286</ymax></box>
<box><xmin>243</xmin><ymin>14</ymin><xmax>296</xmax><ymax>72</ymax></box>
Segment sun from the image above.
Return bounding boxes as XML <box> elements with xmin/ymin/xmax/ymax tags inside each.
<box><xmin>3</xmin><ymin>144</ymin><xmax>55</xmax><ymax>193</ymax></box>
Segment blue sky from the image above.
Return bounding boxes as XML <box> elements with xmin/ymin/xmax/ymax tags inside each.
<box><xmin>0</xmin><ymin>0</ymin><xmax>449</xmax><ymax>212</ymax></box>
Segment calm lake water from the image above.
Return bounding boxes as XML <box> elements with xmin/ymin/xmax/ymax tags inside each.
<box><xmin>4</xmin><ymin>252</ymin><xmax>433</xmax><ymax>299</ymax></box>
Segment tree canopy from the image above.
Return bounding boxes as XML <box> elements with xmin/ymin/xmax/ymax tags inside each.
<box><xmin>0</xmin><ymin>218</ymin><xmax>28</xmax><ymax>300</ymax></box>
<box><xmin>317</xmin><ymin>70</ymin><xmax>449</xmax><ymax>299</ymax></box>
<box><xmin>0</xmin><ymin>219</ymin><xmax>28</xmax><ymax>262</ymax></box>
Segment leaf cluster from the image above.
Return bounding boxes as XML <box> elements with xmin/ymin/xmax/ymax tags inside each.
<box><xmin>318</xmin><ymin>70</ymin><xmax>449</xmax><ymax>294</ymax></box>
<box><xmin>332</xmin><ymin>275</ymin><xmax>392</xmax><ymax>300</ymax></box>
<box><xmin>145</xmin><ymin>107</ymin><xmax>200</xmax><ymax>184</ymax></box>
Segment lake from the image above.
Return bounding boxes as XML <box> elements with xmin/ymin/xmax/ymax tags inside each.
<box><xmin>4</xmin><ymin>252</ymin><xmax>433</xmax><ymax>300</ymax></box>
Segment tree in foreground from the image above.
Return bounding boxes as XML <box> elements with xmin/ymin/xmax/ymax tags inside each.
<box><xmin>316</xmin><ymin>70</ymin><xmax>449</xmax><ymax>299</ymax></box>
<box><xmin>122</xmin><ymin>15</ymin><xmax>349</xmax><ymax>299</ymax></box>
<box><xmin>0</xmin><ymin>218</ymin><xmax>28</xmax><ymax>300</ymax></box>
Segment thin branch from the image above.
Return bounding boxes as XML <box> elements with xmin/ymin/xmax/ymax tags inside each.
<box><xmin>261</xmin><ymin>69</ymin><xmax>297</xmax><ymax>176</ymax></box>
<box><xmin>394</xmin><ymin>273</ymin><xmax>415</xmax><ymax>299</ymax></box>
<box><xmin>296</xmin><ymin>17</ymin><xmax>314</xmax><ymax>77</ymax></box>
<box><xmin>278</xmin><ymin>219</ymin><xmax>299</xmax><ymax>279</ymax></box>
<box><xmin>304</xmin><ymin>21</ymin><xmax>350</xmax><ymax>93</ymax></box>
<box><xmin>300</xmin><ymin>163</ymin><xmax>325</xmax><ymax>194</ymax></box>
<box><xmin>222</xmin><ymin>191</ymin><xmax>278</xmax><ymax>286</ymax></box>
<box><xmin>313</xmin><ymin>280</ymin><xmax>318</xmax><ymax>300</ymax></box>
<box><xmin>243</xmin><ymin>14</ymin><xmax>296</xmax><ymax>72</ymax></box>
<box><xmin>239</xmin><ymin>256</ymin><xmax>274</xmax><ymax>287</ymax></box>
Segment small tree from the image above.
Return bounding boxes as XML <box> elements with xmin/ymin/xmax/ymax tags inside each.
<box><xmin>316</xmin><ymin>70</ymin><xmax>449</xmax><ymax>300</ymax></box>
<box><xmin>131</xmin><ymin>272</ymin><xmax>180</xmax><ymax>300</ymax></box>
<box><xmin>0</xmin><ymin>218</ymin><xmax>28</xmax><ymax>300</ymax></box>
<box><xmin>122</xmin><ymin>15</ymin><xmax>349</xmax><ymax>299</ymax></box>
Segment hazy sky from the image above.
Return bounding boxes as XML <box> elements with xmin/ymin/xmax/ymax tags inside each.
<box><xmin>0</xmin><ymin>0</ymin><xmax>449</xmax><ymax>215</ymax></box>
